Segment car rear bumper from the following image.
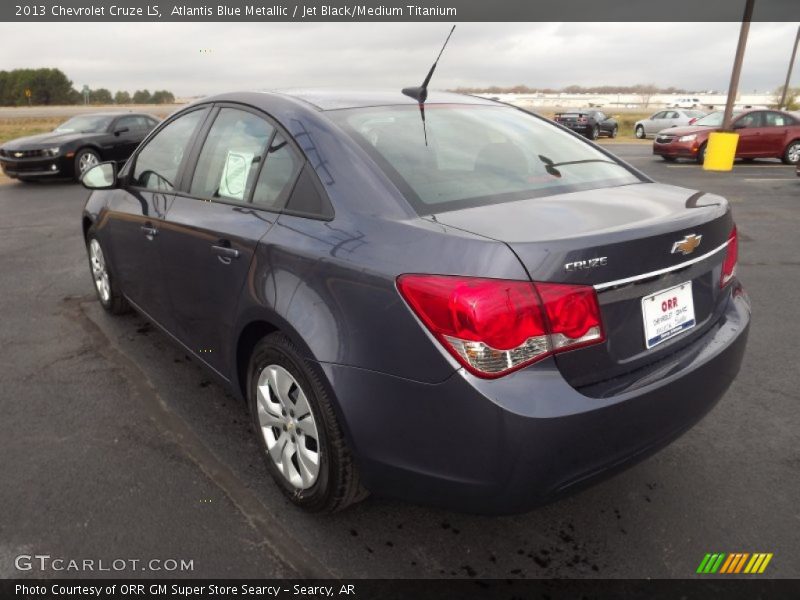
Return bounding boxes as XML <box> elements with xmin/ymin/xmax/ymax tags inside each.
<box><xmin>321</xmin><ymin>285</ymin><xmax>750</xmax><ymax>514</ymax></box>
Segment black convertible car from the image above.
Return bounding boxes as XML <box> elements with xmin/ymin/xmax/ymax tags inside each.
<box><xmin>554</xmin><ymin>109</ymin><xmax>618</xmax><ymax>140</ymax></box>
<box><xmin>0</xmin><ymin>112</ymin><xmax>159</xmax><ymax>182</ymax></box>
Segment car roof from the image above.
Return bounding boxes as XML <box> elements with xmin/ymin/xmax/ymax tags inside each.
<box><xmin>261</xmin><ymin>89</ymin><xmax>497</xmax><ymax>111</ymax></box>
<box><xmin>66</xmin><ymin>111</ymin><xmax>157</xmax><ymax>118</ymax></box>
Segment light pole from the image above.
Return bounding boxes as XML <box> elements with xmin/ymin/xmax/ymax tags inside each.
<box><xmin>721</xmin><ymin>0</ymin><xmax>755</xmax><ymax>131</ymax></box>
<box><xmin>778</xmin><ymin>25</ymin><xmax>800</xmax><ymax>109</ymax></box>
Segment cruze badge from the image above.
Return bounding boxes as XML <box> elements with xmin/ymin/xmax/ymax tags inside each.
<box><xmin>671</xmin><ymin>234</ymin><xmax>702</xmax><ymax>255</ymax></box>
<box><xmin>565</xmin><ymin>257</ymin><xmax>608</xmax><ymax>271</ymax></box>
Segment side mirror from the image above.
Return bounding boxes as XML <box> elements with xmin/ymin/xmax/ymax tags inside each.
<box><xmin>81</xmin><ymin>162</ymin><xmax>117</xmax><ymax>190</ymax></box>
<box><xmin>114</xmin><ymin>127</ymin><xmax>130</xmax><ymax>136</ymax></box>
<box><xmin>732</xmin><ymin>122</ymin><xmax>746</xmax><ymax>130</ymax></box>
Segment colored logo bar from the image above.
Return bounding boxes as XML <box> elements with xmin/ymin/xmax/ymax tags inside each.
<box><xmin>696</xmin><ymin>553</ymin><xmax>773</xmax><ymax>574</ymax></box>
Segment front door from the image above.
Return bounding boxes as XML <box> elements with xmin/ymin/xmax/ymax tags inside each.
<box><xmin>106</xmin><ymin>106</ymin><xmax>209</xmax><ymax>325</ymax></box>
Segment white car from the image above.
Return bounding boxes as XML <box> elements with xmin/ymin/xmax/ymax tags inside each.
<box><xmin>669</xmin><ymin>97</ymin><xmax>702</xmax><ymax>109</ymax></box>
<box><xmin>634</xmin><ymin>109</ymin><xmax>707</xmax><ymax>139</ymax></box>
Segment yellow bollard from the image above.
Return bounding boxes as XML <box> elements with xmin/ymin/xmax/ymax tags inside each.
<box><xmin>703</xmin><ymin>132</ymin><xmax>739</xmax><ymax>171</ymax></box>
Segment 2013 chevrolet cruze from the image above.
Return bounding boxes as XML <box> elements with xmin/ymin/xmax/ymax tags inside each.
<box><xmin>80</xmin><ymin>90</ymin><xmax>750</xmax><ymax>514</ymax></box>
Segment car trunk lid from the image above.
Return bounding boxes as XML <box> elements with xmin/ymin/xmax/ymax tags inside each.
<box><xmin>426</xmin><ymin>182</ymin><xmax>734</xmax><ymax>388</ymax></box>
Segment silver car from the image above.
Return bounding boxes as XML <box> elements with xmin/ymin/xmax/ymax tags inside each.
<box><xmin>634</xmin><ymin>109</ymin><xmax>707</xmax><ymax>139</ymax></box>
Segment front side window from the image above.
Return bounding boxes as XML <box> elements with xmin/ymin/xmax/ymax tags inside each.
<box><xmin>190</xmin><ymin>108</ymin><xmax>275</xmax><ymax>202</ymax></box>
<box><xmin>736</xmin><ymin>112</ymin><xmax>764</xmax><ymax>129</ymax></box>
<box><xmin>132</xmin><ymin>108</ymin><xmax>206</xmax><ymax>191</ymax></box>
<box><xmin>331</xmin><ymin>104</ymin><xmax>641</xmax><ymax>214</ymax></box>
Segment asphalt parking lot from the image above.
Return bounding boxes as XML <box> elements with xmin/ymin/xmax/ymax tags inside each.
<box><xmin>0</xmin><ymin>144</ymin><xmax>798</xmax><ymax>579</ymax></box>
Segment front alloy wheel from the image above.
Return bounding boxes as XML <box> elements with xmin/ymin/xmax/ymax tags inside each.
<box><xmin>75</xmin><ymin>149</ymin><xmax>100</xmax><ymax>180</ymax></box>
<box><xmin>86</xmin><ymin>235</ymin><xmax>129</xmax><ymax>314</ymax></box>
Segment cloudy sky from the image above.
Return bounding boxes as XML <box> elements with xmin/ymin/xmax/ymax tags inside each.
<box><xmin>1</xmin><ymin>22</ymin><xmax>798</xmax><ymax>96</ymax></box>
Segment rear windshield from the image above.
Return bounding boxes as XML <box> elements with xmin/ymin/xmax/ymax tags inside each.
<box><xmin>330</xmin><ymin>104</ymin><xmax>641</xmax><ymax>214</ymax></box>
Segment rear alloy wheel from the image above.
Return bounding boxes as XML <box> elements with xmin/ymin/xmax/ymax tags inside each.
<box><xmin>782</xmin><ymin>140</ymin><xmax>800</xmax><ymax>165</ymax></box>
<box><xmin>87</xmin><ymin>235</ymin><xmax>129</xmax><ymax>314</ymax></box>
<box><xmin>75</xmin><ymin>148</ymin><xmax>100</xmax><ymax>181</ymax></box>
<box><xmin>696</xmin><ymin>143</ymin><xmax>707</xmax><ymax>165</ymax></box>
<box><xmin>248</xmin><ymin>333</ymin><xmax>368</xmax><ymax>512</ymax></box>
<box><xmin>590</xmin><ymin>126</ymin><xmax>600</xmax><ymax>140</ymax></box>
<box><xmin>635</xmin><ymin>125</ymin><xmax>645</xmax><ymax>139</ymax></box>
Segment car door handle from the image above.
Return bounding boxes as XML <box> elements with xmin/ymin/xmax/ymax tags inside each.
<box><xmin>140</xmin><ymin>225</ymin><xmax>158</xmax><ymax>238</ymax></box>
<box><xmin>211</xmin><ymin>244</ymin><xmax>240</xmax><ymax>261</ymax></box>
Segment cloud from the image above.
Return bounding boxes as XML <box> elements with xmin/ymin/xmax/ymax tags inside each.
<box><xmin>0</xmin><ymin>22</ymin><xmax>797</xmax><ymax>96</ymax></box>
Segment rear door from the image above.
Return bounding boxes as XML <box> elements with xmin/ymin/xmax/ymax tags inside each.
<box><xmin>157</xmin><ymin>104</ymin><xmax>303</xmax><ymax>378</ymax></box>
<box><xmin>761</xmin><ymin>111</ymin><xmax>793</xmax><ymax>157</ymax></box>
<box><xmin>104</xmin><ymin>107</ymin><xmax>209</xmax><ymax>324</ymax></box>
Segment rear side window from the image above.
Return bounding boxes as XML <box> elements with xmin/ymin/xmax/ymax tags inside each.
<box><xmin>331</xmin><ymin>104</ymin><xmax>640</xmax><ymax>214</ymax></box>
<box><xmin>190</xmin><ymin>108</ymin><xmax>275</xmax><ymax>202</ymax></box>
<box><xmin>764</xmin><ymin>112</ymin><xmax>792</xmax><ymax>127</ymax></box>
<box><xmin>132</xmin><ymin>109</ymin><xmax>206</xmax><ymax>191</ymax></box>
<box><xmin>251</xmin><ymin>134</ymin><xmax>301</xmax><ymax>210</ymax></box>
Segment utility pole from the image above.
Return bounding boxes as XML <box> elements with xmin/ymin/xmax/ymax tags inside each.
<box><xmin>778</xmin><ymin>25</ymin><xmax>800</xmax><ymax>109</ymax></box>
<box><xmin>722</xmin><ymin>0</ymin><xmax>755</xmax><ymax>131</ymax></box>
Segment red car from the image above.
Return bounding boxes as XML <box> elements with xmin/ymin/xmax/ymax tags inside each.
<box><xmin>653</xmin><ymin>109</ymin><xmax>800</xmax><ymax>165</ymax></box>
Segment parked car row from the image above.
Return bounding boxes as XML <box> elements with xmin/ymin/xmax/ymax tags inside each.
<box><xmin>0</xmin><ymin>112</ymin><xmax>159</xmax><ymax>182</ymax></box>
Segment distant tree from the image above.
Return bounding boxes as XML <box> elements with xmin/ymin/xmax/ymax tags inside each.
<box><xmin>0</xmin><ymin>68</ymin><xmax>76</xmax><ymax>106</ymax></box>
<box><xmin>114</xmin><ymin>90</ymin><xmax>131</xmax><ymax>104</ymax></box>
<box><xmin>89</xmin><ymin>88</ymin><xmax>113</xmax><ymax>104</ymax></box>
<box><xmin>150</xmin><ymin>90</ymin><xmax>175</xmax><ymax>104</ymax></box>
<box><xmin>633</xmin><ymin>83</ymin><xmax>659</xmax><ymax>109</ymax></box>
<box><xmin>772</xmin><ymin>84</ymin><xmax>799</xmax><ymax>111</ymax></box>
<box><xmin>132</xmin><ymin>89</ymin><xmax>151</xmax><ymax>104</ymax></box>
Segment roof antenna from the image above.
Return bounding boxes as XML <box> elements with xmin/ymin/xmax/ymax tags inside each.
<box><xmin>402</xmin><ymin>25</ymin><xmax>456</xmax><ymax>146</ymax></box>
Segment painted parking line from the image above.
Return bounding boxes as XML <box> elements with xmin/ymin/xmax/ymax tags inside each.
<box><xmin>743</xmin><ymin>178</ymin><xmax>799</xmax><ymax>182</ymax></box>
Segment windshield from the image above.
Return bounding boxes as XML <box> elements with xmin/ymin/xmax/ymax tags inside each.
<box><xmin>331</xmin><ymin>104</ymin><xmax>641</xmax><ymax>214</ymax></box>
<box><xmin>54</xmin><ymin>115</ymin><xmax>114</xmax><ymax>133</ymax></box>
<box><xmin>692</xmin><ymin>111</ymin><xmax>741</xmax><ymax>127</ymax></box>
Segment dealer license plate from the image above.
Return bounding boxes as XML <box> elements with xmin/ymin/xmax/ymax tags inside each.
<box><xmin>641</xmin><ymin>281</ymin><xmax>696</xmax><ymax>349</ymax></box>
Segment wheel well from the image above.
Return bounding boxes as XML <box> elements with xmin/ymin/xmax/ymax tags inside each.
<box><xmin>236</xmin><ymin>320</ymin><xmax>279</xmax><ymax>400</ymax></box>
<box><xmin>82</xmin><ymin>216</ymin><xmax>93</xmax><ymax>241</ymax></box>
<box><xmin>76</xmin><ymin>145</ymin><xmax>102</xmax><ymax>160</ymax></box>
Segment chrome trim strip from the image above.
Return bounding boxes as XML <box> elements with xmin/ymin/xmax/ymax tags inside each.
<box><xmin>594</xmin><ymin>240</ymin><xmax>730</xmax><ymax>291</ymax></box>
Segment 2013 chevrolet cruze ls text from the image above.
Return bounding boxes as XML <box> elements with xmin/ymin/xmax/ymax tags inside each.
<box><xmin>80</xmin><ymin>91</ymin><xmax>750</xmax><ymax>514</ymax></box>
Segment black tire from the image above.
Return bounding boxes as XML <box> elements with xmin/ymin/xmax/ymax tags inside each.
<box><xmin>635</xmin><ymin>125</ymin><xmax>645</xmax><ymax>139</ymax></box>
<box><xmin>590</xmin><ymin>125</ymin><xmax>600</xmax><ymax>141</ymax></box>
<box><xmin>696</xmin><ymin>143</ymin><xmax>707</xmax><ymax>165</ymax></box>
<box><xmin>86</xmin><ymin>234</ymin><xmax>129</xmax><ymax>315</ymax></box>
<box><xmin>661</xmin><ymin>156</ymin><xmax>677</xmax><ymax>162</ymax></box>
<box><xmin>610</xmin><ymin>126</ymin><xmax>618</xmax><ymax>139</ymax></box>
<box><xmin>782</xmin><ymin>140</ymin><xmax>800</xmax><ymax>165</ymax></box>
<box><xmin>247</xmin><ymin>332</ymin><xmax>368</xmax><ymax>512</ymax></box>
<box><xmin>74</xmin><ymin>148</ymin><xmax>101</xmax><ymax>181</ymax></box>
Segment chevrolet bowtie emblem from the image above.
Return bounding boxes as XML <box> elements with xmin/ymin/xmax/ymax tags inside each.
<box><xmin>671</xmin><ymin>234</ymin><xmax>702</xmax><ymax>255</ymax></box>
<box><xmin>13</xmin><ymin>152</ymin><xmax>23</xmax><ymax>158</ymax></box>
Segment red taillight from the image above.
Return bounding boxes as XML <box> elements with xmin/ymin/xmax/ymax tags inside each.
<box><xmin>720</xmin><ymin>225</ymin><xmax>738</xmax><ymax>287</ymax></box>
<box><xmin>396</xmin><ymin>275</ymin><xmax>604</xmax><ymax>378</ymax></box>
<box><xmin>578</xmin><ymin>117</ymin><xmax>588</xmax><ymax>123</ymax></box>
